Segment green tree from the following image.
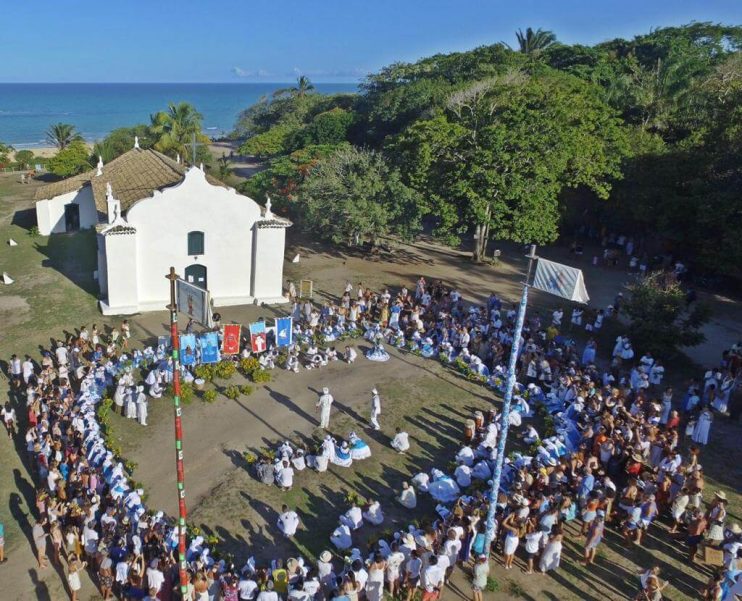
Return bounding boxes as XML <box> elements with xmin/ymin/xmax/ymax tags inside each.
<box><xmin>216</xmin><ymin>154</ymin><xmax>233</xmax><ymax>180</ymax></box>
<box><xmin>393</xmin><ymin>71</ymin><xmax>628</xmax><ymax>260</ymax></box>
<box><xmin>48</xmin><ymin>140</ymin><xmax>91</xmax><ymax>177</ymax></box>
<box><xmin>92</xmin><ymin>125</ymin><xmax>151</xmax><ymax>162</ymax></box>
<box><xmin>623</xmin><ymin>272</ymin><xmax>711</xmax><ymax>356</ymax></box>
<box><xmin>0</xmin><ymin>142</ymin><xmax>14</xmax><ymax>166</ymax></box>
<box><xmin>149</xmin><ymin>102</ymin><xmax>210</xmax><ymax>161</ymax></box>
<box><xmin>300</xmin><ymin>146</ymin><xmax>421</xmax><ymax>245</ymax></box>
<box><xmin>514</xmin><ymin>28</ymin><xmax>557</xmax><ymax>55</ymax></box>
<box><xmin>46</xmin><ymin>123</ymin><xmax>81</xmax><ymax>150</ymax></box>
<box><xmin>239</xmin><ymin>123</ymin><xmax>300</xmax><ymax>159</ymax></box>
<box><xmin>291</xmin><ymin>108</ymin><xmax>354</xmax><ymax>147</ymax></box>
<box><xmin>14</xmin><ymin>149</ymin><xmax>35</xmax><ymax>170</ymax></box>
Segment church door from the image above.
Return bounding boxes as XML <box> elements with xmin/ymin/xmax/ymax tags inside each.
<box><xmin>64</xmin><ymin>203</ymin><xmax>80</xmax><ymax>232</ymax></box>
<box><xmin>185</xmin><ymin>264</ymin><xmax>207</xmax><ymax>290</ymax></box>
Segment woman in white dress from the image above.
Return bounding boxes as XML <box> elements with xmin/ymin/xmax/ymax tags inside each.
<box><xmin>539</xmin><ymin>529</ymin><xmax>563</xmax><ymax>573</ymax></box>
<box><xmin>366</xmin><ymin>554</ymin><xmax>386</xmax><ymax>601</ymax></box>
<box><xmin>692</xmin><ymin>408</ymin><xmax>713</xmax><ymax>445</ymax></box>
<box><xmin>501</xmin><ymin>513</ymin><xmax>521</xmax><ymax>570</ymax></box>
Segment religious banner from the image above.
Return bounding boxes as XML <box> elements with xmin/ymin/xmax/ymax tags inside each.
<box><xmin>179</xmin><ymin>334</ymin><xmax>197</xmax><ymax>366</ymax></box>
<box><xmin>532</xmin><ymin>258</ymin><xmax>590</xmax><ymax>304</ymax></box>
<box><xmin>299</xmin><ymin>279</ymin><xmax>313</xmax><ymax>299</ymax></box>
<box><xmin>176</xmin><ymin>279</ymin><xmax>211</xmax><ymax>326</ymax></box>
<box><xmin>249</xmin><ymin>321</ymin><xmax>267</xmax><ymax>353</ymax></box>
<box><xmin>157</xmin><ymin>335</ymin><xmax>170</xmax><ymax>350</ymax></box>
<box><xmin>200</xmin><ymin>332</ymin><xmax>220</xmax><ymax>364</ymax></box>
<box><xmin>275</xmin><ymin>317</ymin><xmax>292</xmax><ymax>348</ymax></box>
<box><xmin>222</xmin><ymin>324</ymin><xmax>241</xmax><ymax>355</ymax></box>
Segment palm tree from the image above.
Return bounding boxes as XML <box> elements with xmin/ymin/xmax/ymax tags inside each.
<box><xmin>149</xmin><ymin>102</ymin><xmax>207</xmax><ymax>161</ymax></box>
<box><xmin>46</xmin><ymin>123</ymin><xmax>80</xmax><ymax>150</ymax></box>
<box><xmin>515</xmin><ymin>28</ymin><xmax>557</xmax><ymax>55</ymax></box>
<box><xmin>216</xmin><ymin>154</ymin><xmax>233</xmax><ymax>180</ymax></box>
<box><xmin>273</xmin><ymin>75</ymin><xmax>316</xmax><ymax>98</ymax></box>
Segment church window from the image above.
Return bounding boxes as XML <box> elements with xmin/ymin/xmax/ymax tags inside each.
<box><xmin>187</xmin><ymin>231</ymin><xmax>204</xmax><ymax>255</ymax></box>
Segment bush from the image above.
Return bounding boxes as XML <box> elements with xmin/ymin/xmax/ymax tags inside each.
<box><xmin>239</xmin><ymin>384</ymin><xmax>254</xmax><ymax>396</ymax></box>
<box><xmin>194</xmin><ymin>364</ymin><xmax>215</xmax><ymax>382</ymax></box>
<box><xmin>240</xmin><ymin>357</ymin><xmax>261</xmax><ymax>375</ymax></box>
<box><xmin>486</xmin><ymin>577</ymin><xmax>499</xmax><ymax>592</ymax></box>
<box><xmin>250</xmin><ymin>369</ymin><xmax>272</xmax><ymax>384</ymax></box>
<box><xmin>214</xmin><ymin>360</ymin><xmax>237</xmax><ymax>379</ymax></box>
<box><xmin>224</xmin><ymin>385</ymin><xmax>241</xmax><ymax>400</ymax></box>
<box><xmin>167</xmin><ymin>381</ymin><xmax>194</xmax><ymax>404</ymax></box>
<box><xmin>202</xmin><ymin>389</ymin><xmax>218</xmax><ymax>403</ymax></box>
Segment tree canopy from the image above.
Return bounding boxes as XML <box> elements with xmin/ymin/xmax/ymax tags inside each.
<box><xmin>232</xmin><ymin>23</ymin><xmax>742</xmax><ymax>273</ymax></box>
<box><xmin>48</xmin><ymin>140</ymin><xmax>91</xmax><ymax>177</ymax></box>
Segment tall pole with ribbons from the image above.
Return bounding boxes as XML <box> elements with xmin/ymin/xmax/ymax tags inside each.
<box><xmin>484</xmin><ymin>245</ymin><xmax>537</xmax><ymax>554</ymax></box>
<box><xmin>166</xmin><ymin>267</ymin><xmax>189</xmax><ymax>596</ymax></box>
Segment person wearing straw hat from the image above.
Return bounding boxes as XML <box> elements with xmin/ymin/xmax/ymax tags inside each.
<box><xmin>316</xmin><ymin>387</ymin><xmax>334</xmax><ymax>430</ymax></box>
<box><xmin>706</xmin><ymin>491</ymin><xmax>728</xmax><ymax>545</ymax></box>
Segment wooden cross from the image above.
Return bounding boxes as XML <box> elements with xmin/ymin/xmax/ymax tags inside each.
<box><xmin>189</xmin><ymin>132</ymin><xmax>204</xmax><ymax>165</ymax></box>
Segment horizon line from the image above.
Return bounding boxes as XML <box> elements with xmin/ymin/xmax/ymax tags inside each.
<box><xmin>0</xmin><ymin>81</ymin><xmax>362</xmax><ymax>85</ymax></box>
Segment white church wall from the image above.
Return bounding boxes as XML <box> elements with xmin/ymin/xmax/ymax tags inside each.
<box><xmin>35</xmin><ymin>186</ymin><xmax>97</xmax><ymax>235</ymax></box>
<box><xmin>102</xmin><ymin>232</ymin><xmax>139</xmax><ymax>314</ymax></box>
<box><xmin>125</xmin><ymin>167</ymin><xmax>262</xmax><ymax>310</ymax></box>
<box><xmin>251</xmin><ymin>227</ymin><xmax>287</xmax><ymax>302</ymax></box>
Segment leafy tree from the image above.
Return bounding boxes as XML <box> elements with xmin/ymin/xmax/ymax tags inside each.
<box><xmin>14</xmin><ymin>149</ymin><xmax>35</xmax><ymax>170</ymax></box>
<box><xmin>514</xmin><ymin>28</ymin><xmax>557</xmax><ymax>55</ymax></box>
<box><xmin>215</xmin><ymin>154</ymin><xmax>233</xmax><ymax>180</ymax></box>
<box><xmin>48</xmin><ymin>140</ymin><xmax>91</xmax><ymax>177</ymax></box>
<box><xmin>46</xmin><ymin>123</ymin><xmax>81</xmax><ymax>150</ymax></box>
<box><xmin>623</xmin><ymin>271</ymin><xmax>711</xmax><ymax>357</ymax></box>
<box><xmin>291</xmin><ymin>108</ymin><xmax>354</xmax><ymax>147</ymax></box>
<box><xmin>92</xmin><ymin>125</ymin><xmax>151</xmax><ymax>162</ymax></box>
<box><xmin>241</xmin><ymin>144</ymin><xmax>347</xmax><ymax>209</ymax></box>
<box><xmin>150</xmin><ymin>102</ymin><xmax>210</xmax><ymax>162</ymax></box>
<box><xmin>393</xmin><ymin>71</ymin><xmax>629</xmax><ymax>260</ymax></box>
<box><xmin>239</xmin><ymin>123</ymin><xmax>300</xmax><ymax>159</ymax></box>
<box><xmin>0</xmin><ymin>142</ymin><xmax>14</xmax><ymax>166</ymax></box>
<box><xmin>300</xmin><ymin>146</ymin><xmax>421</xmax><ymax>245</ymax></box>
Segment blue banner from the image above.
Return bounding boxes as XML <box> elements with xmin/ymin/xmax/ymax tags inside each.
<box><xmin>276</xmin><ymin>317</ymin><xmax>292</xmax><ymax>348</ymax></box>
<box><xmin>249</xmin><ymin>321</ymin><xmax>267</xmax><ymax>353</ymax></box>
<box><xmin>200</xmin><ymin>332</ymin><xmax>220</xmax><ymax>364</ymax></box>
<box><xmin>179</xmin><ymin>334</ymin><xmax>197</xmax><ymax>366</ymax></box>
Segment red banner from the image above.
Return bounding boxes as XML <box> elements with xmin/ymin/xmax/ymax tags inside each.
<box><xmin>222</xmin><ymin>324</ymin><xmax>241</xmax><ymax>355</ymax></box>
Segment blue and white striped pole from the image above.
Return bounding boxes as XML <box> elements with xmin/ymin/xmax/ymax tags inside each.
<box><xmin>484</xmin><ymin>245</ymin><xmax>537</xmax><ymax>555</ymax></box>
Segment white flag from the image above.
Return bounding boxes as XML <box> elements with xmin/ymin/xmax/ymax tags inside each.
<box><xmin>532</xmin><ymin>258</ymin><xmax>589</xmax><ymax>304</ymax></box>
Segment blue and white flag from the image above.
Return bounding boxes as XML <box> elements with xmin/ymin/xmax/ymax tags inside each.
<box><xmin>276</xmin><ymin>317</ymin><xmax>293</xmax><ymax>348</ymax></box>
<box><xmin>532</xmin><ymin>258</ymin><xmax>590</xmax><ymax>304</ymax></box>
<box><xmin>200</xmin><ymin>332</ymin><xmax>220</xmax><ymax>364</ymax></box>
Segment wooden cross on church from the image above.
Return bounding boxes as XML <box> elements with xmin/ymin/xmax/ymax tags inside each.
<box><xmin>189</xmin><ymin>132</ymin><xmax>204</xmax><ymax>165</ymax></box>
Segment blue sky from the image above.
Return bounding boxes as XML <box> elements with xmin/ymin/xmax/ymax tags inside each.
<box><xmin>1</xmin><ymin>0</ymin><xmax>740</xmax><ymax>83</ymax></box>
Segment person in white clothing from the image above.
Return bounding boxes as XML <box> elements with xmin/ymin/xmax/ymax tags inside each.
<box><xmin>316</xmin><ymin>387</ymin><xmax>334</xmax><ymax>429</ymax></box>
<box><xmin>275</xmin><ymin>461</ymin><xmax>295</xmax><ymax>491</ymax></box>
<box><xmin>135</xmin><ymin>387</ymin><xmax>148</xmax><ymax>426</ymax></box>
<box><xmin>391</xmin><ymin>428</ymin><xmax>410</xmax><ymax>453</ymax></box>
<box><xmin>344</xmin><ymin>346</ymin><xmax>357</xmax><ymax>364</ymax></box>
<box><xmin>277</xmin><ymin>505</ymin><xmax>300</xmax><ymax>538</ymax></box>
<box><xmin>370</xmin><ymin>388</ymin><xmax>382</xmax><ymax>431</ymax></box>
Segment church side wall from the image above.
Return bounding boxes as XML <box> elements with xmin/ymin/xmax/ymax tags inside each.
<box><xmin>251</xmin><ymin>227</ymin><xmax>286</xmax><ymax>300</ymax></box>
<box><xmin>104</xmin><ymin>232</ymin><xmax>139</xmax><ymax>312</ymax></box>
<box><xmin>126</xmin><ymin>170</ymin><xmax>261</xmax><ymax>308</ymax></box>
<box><xmin>35</xmin><ymin>187</ymin><xmax>97</xmax><ymax>235</ymax></box>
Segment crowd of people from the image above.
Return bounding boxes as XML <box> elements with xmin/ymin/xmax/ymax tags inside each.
<box><xmin>4</xmin><ymin>270</ymin><xmax>742</xmax><ymax>601</ymax></box>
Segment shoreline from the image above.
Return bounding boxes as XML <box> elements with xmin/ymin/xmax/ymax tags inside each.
<box><xmin>7</xmin><ymin>141</ymin><xmax>238</xmax><ymax>161</ymax></box>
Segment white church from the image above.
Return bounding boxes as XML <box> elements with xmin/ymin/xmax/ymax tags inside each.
<box><xmin>34</xmin><ymin>143</ymin><xmax>291</xmax><ymax>315</ymax></box>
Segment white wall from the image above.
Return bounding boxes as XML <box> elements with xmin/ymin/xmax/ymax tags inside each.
<box><xmin>125</xmin><ymin>167</ymin><xmax>262</xmax><ymax>308</ymax></box>
<box><xmin>251</xmin><ymin>227</ymin><xmax>286</xmax><ymax>300</ymax></box>
<box><xmin>104</xmin><ymin>232</ymin><xmax>139</xmax><ymax>312</ymax></box>
<box><xmin>35</xmin><ymin>186</ymin><xmax>97</xmax><ymax>235</ymax></box>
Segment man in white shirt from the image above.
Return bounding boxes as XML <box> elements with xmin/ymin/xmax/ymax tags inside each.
<box><xmin>316</xmin><ymin>387</ymin><xmax>334</xmax><ymax>429</ymax></box>
<box><xmin>146</xmin><ymin>558</ymin><xmax>165</xmax><ymax>595</ymax></box>
<box><xmin>370</xmin><ymin>388</ymin><xmax>381</xmax><ymax>431</ymax></box>
<box><xmin>275</xmin><ymin>461</ymin><xmax>295</xmax><ymax>491</ymax></box>
<box><xmin>238</xmin><ymin>572</ymin><xmax>258</xmax><ymax>600</ymax></box>
<box><xmin>277</xmin><ymin>504</ymin><xmax>300</xmax><ymax>538</ymax></box>
<box><xmin>256</xmin><ymin>580</ymin><xmax>279</xmax><ymax>601</ymax></box>
<box><xmin>22</xmin><ymin>356</ymin><xmax>35</xmax><ymax>384</ymax></box>
<box><xmin>422</xmin><ymin>555</ymin><xmax>445</xmax><ymax>599</ymax></box>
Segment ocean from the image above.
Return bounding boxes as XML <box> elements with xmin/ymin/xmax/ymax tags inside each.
<box><xmin>0</xmin><ymin>83</ymin><xmax>359</xmax><ymax>148</ymax></box>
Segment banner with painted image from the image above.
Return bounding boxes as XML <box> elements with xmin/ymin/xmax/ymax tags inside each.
<box><xmin>275</xmin><ymin>317</ymin><xmax>292</xmax><ymax>348</ymax></box>
<box><xmin>200</xmin><ymin>332</ymin><xmax>220</xmax><ymax>364</ymax></box>
<box><xmin>222</xmin><ymin>324</ymin><xmax>241</xmax><ymax>355</ymax></box>
<box><xmin>249</xmin><ymin>321</ymin><xmax>267</xmax><ymax>353</ymax></box>
<box><xmin>532</xmin><ymin>258</ymin><xmax>590</xmax><ymax>304</ymax></box>
<box><xmin>179</xmin><ymin>334</ymin><xmax>197</xmax><ymax>366</ymax></box>
<box><xmin>157</xmin><ymin>335</ymin><xmax>170</xmax><ymax>350</ymax></box>
<box><xmin>176</xmin><ymin>279</ymin><xmax>211</xmax><ymax>326</ymax></box>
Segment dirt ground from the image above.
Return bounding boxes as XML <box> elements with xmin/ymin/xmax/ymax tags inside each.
<box><xmin>1</xmin><ymin>171</ymin><xmax>741</xmax><ymax>600</ymax></box>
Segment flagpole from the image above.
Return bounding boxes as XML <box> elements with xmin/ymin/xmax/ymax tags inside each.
<box><xmin>483</xmin><ymin>245</ymin><xmax>537</xmax><ymax>556</ymax></box>
<box><xmin>166</xmin><ymin>267</ymin><xmax>190</xmax><ymax>596</ymax></box>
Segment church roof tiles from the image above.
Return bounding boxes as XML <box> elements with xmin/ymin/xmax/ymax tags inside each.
<box><xmin>35</xmin><ymin>148</ymin><xmax>227</xmax><ymax>215</ymax></box>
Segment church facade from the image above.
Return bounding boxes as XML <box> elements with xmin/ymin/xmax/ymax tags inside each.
<box><xmin>35</xmin><ymin>146</ymin><xmax>290</xmax><ymax>315</ymax></box>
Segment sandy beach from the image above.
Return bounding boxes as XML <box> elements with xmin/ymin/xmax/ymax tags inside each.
<box><xmin>10</xmin><ymin>143</ymin><xmax>92</xmax><ymax>159</ymax></box>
